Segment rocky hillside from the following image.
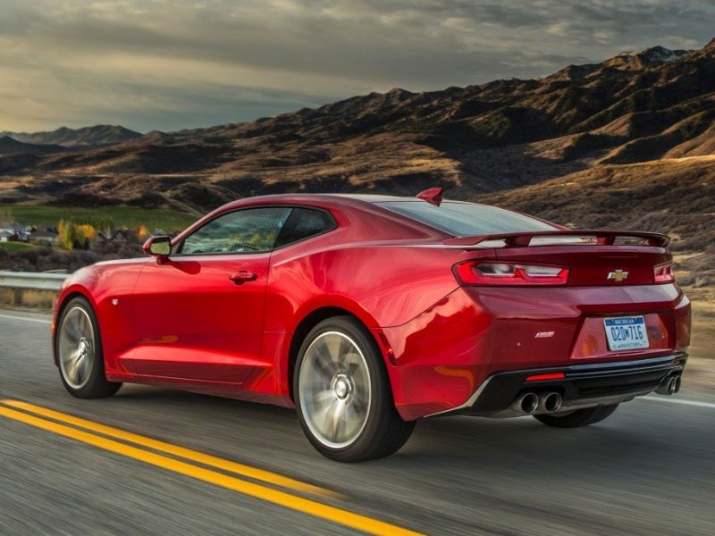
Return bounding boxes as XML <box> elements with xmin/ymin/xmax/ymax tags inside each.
<box><xmin>0</xmin><ymin>38</ymin><xmax>713</xmax><ymax>222</ymax></box>
<box><xmin>476</xmin><ymin>156</ymin><xmax>715</xmax><ymax>285</ymax></box>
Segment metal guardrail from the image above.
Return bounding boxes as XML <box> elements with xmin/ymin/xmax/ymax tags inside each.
<box><xmin>0</xmin><ymin>271</ymin><xmax>68</xmax><ymax>291</ymax></box>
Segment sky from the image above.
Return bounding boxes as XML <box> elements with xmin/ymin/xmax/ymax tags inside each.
<box><xmin>1</xmin><ymin>0</ymin><xmax>713</xmax><ymax>133</ymax></box>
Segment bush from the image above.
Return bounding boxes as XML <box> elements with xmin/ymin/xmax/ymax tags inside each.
<box><xmin>0</xmin><ymin>248</ymin><xmax>100</xmax><ymax>272</ymax></box>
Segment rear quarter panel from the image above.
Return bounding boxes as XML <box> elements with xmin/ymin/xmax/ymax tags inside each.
<box><xmin>262</xmin><ymin>204</ymin><xmax>491</xmax><ymax>399</ymax></box>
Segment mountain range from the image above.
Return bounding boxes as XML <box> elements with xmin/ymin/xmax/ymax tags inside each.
<box><xmin>0</xmin><ymin>125</ymin><xmax>142</xmax><ymax>148</ymax></box>
<box><xmin>0</xmin><ymin>39</ymin><xmax>713</xmax><ymax>272</ymax></box>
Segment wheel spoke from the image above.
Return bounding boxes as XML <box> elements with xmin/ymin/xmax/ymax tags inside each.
<box><xmin>304</xmin><ymin>378</ymin><xmax>330</xmax><ymax>396</ymax></box>
<box><xmin>298</xmin><ymin>329</ymin><xmax>372</xmax><ymax>449</ymax></box>
<box><xmin>342</xmin><ymin>403</ymin><xmax>363</xmax><ymax>439</ymax></box>
<box><xmin>77</xmin><ymin>313</ymin><xmax>86</xmax><ymax>336</ymax></box>
<box><xmin>330</xmin><ymin>399</ymin><xmax>346</xmax><ymax>441</ymax></box>
<box><xmin>312</xmin><ymin>390</ymin><xmax>336</xmax><ymax>408</ymax></box>
<box><xmin>325</xmin><ymin>334</ymin><xmax>344</xmax><ymax>362</ymax></box>
<box><xmin>346</xmin><ymin>361</ymin><xmax>361</xmax><ymax>378</ymax></box>
<box><xmin>312</xmin><ymin>399</ymin><xmax>337</xmax><ymax>434</ymax></box>
<box><xmin>350</xmin><ymin>391</ymin><xmax>369</xmax><ymax>414</ymax></box>
<box><xmin>75</xmin><ymin>353</ymin><xmax>89</xmax><ymax>384</ymax></box>
<box><xmin>313</xmin><ymin>344</ymin><xmax>338</xmax><ymax>378</ymax></box>
<box><xmin>66</xmin><ymin>356</ymin><xmax>79</xmax><ymax>383</ymax></box>
<box><xmin>64</xmin><ymin>319</ymin><xmax>80</xmax><ymax>344</ymax></box>
<box><xmin>339</xmin><ymin>351</ymin><xmax>359</xmax><ymax>369</ymax></box>
<box><xmin>67</xmin><ymin>348</ymin><xmax>81</xmax><ymax>365</ymax></box>
<box><xmin>58</xmin><ymin>307</ymin><xmax>95</xmax><ymax>390</ymax></box>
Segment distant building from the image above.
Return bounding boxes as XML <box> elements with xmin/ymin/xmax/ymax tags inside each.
<box><xmin>0</xmin><ymin>228</ymin><xmax>18</xmax><ymax>242</ymax></box>
<box><xmin>1</xmin><ymin>223</ymin><xmax>32</xmax><ymax>242</ymax></box>
<box><xmin>30</xmin><ymin>230</ymin><xmax>60</xmax><ymax>247</ymax></box>
<box><xmin>95</xmin><ymin>228</ymin><xmax>134</xmax><ymax>244</ymax></box>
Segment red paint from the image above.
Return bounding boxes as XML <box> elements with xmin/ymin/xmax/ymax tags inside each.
<box><xmin>52</xmin><ymin>194</ymin><xmax>691</xmax><ymax>420</ymax></box>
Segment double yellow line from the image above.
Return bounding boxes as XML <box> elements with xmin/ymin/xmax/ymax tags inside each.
<box><xmin>0</xmin><ymin>400</ymin><xmax>424</xmax><ymax>536</ymax></box>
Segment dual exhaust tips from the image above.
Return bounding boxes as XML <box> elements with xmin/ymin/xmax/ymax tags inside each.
<box><xmin>656</xmin><ymin>374</ymin><xmax>682</xmax><ymax>396</ymax></box>
<box><xmin>512</xmin><ymin>374</ymin><xmax>682</xmax><ymax>415</ymax></box>
<box><xmin>512</xmin><ymin>391</ymin><xmax>562</xmax><ymax>415</ymax></box>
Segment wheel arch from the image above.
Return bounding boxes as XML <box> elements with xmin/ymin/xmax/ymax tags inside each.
<box><xmin>288</xmin><ymin>306</ymin><xmax>352</xmax><ymax>401</ymax></box>
<box><xmin>287</xmin><ymin>306</ymin><xmax>389</xmax><ymax>402</ymax></box>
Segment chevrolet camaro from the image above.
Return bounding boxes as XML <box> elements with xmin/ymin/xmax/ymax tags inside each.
<box><xmin>52</xmin><ymin>189</ymin><xmax>691</xmax><ymax>461</ymax></box>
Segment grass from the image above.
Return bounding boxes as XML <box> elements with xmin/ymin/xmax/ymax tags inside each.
<box><xmin>0</xmin><ymin>288</ymin><xmax>57</xmax><ymax>309</ymax></box>
<box><xmin>8</xmin><ymin>205</ymin><xmax>197</xmax><ymax>232</ymax></box>
<box><xmin>0</xmin><ymin>241</ymin><xmax>36</xmax><ymax>252</ymax></box>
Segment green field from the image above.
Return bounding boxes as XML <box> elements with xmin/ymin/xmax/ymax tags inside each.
<box><xmin>7</xmin><ymin>205</ymin><xmax>197</xmax><ymax>232</ymax></box>
<box><xmin>0</xmin><ymin>241</ymin><xmax>36</xmax><ymax>252</ymax></box>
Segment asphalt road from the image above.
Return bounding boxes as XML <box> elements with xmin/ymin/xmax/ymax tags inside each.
<box><xmin>1</xmin><ymin>310</ymin><xmax>714</xmax><ymax>536</ymax></box>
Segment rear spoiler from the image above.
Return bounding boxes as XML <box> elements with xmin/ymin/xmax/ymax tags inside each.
<box><xmin>444</xmin><ymin>230</ymin><xmax>670</xmax><ymax>248</ymax></box>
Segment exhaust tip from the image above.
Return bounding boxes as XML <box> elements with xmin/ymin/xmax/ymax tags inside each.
<box><xmin>667</xmin><ymin>376</ymin><xmax>677</xmax><ymax>395</ymax></box>
<box><xmin>540</xmin><ymin>392</ymin><xmax>563</xmax><ymax>413</ymax></box>
<box><xmin>512</xmin><ymin>392</ymin><xmax>539</xmax><ymax>414</ymax></box>
<box><xmin>656</xmin><ymin>375</ymin><xmax>681</xmax><ymax>396</ymax></box>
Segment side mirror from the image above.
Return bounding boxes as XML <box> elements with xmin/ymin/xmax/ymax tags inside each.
<box><xmin>143</xmin><ymin>235</ymin><xmax>172</xmax><ymax>262</ymax></box>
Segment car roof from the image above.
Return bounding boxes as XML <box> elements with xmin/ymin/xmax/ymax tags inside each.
<box><xmin>175</xmin><ymin>192</ymin><xmax>455</xmax><ymax>244</ymax></box>
<box><xmin>219</xmin><ymin>192</ymin><xmax>471</xmax><ymax>211</ymax></box>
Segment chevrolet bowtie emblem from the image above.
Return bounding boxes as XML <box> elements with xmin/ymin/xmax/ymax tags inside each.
<box><xmin>607</xmin><ymin>269</ymin><xmax>629</xmax><ymax>282</ymax></box>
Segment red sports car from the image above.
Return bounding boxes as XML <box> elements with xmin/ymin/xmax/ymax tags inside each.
<box><xmin>52</xmin><ymin>189</ymin><xmax>691</xmax><ymax>461</ymax></box>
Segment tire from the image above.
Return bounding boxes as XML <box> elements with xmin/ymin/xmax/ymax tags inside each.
<box><xmin>294</xmin><ymin>316</ymin><xmax>414</xmax><ymax>462</ymax></box>
<box><xmin>56</xmin><ymin>297</ymin><xmax>122</xmax><ymax>399</ymax></box>
<box><xmin>533</xmin><ymin>404</ymin><xmax>619</xmax><ymax>428</ymax></box>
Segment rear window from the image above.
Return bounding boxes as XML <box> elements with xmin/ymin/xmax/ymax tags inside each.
<box><xmin>378</xmin><ymin>201</ymin><xmax>557</xmax><ymax>237</ymax></box>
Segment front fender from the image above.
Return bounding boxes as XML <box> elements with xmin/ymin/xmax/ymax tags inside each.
<box><xmin>52</xmin><ymin>260</ymin><xmax>146</xmax><ymax>375</ymax></box>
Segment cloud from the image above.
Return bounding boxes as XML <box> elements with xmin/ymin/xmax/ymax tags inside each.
<box><xmin>0</xmin><ymin>0</ymin><xmax>713</xmax><ymax>131</ymax></box>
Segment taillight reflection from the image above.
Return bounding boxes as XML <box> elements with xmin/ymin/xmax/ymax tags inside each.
<box><xmin>653</xmin><ymin>262</ymin><xmax>675</xmax><ymax>284</ymax></box>
<box><xmin>454</xmin><ymin>262</ymin><xmax>570</xmax><ymax>286</ymax></box>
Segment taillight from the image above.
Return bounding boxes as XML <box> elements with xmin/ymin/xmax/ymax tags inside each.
<box><xmin>654</xmin><ymin>262</ymin><xmax>675</xmax><ymax>284</ymax></box>
<box><xmin>454</xmin><ymin>262</ymin><xmax>570</xmax><ymax>286</ymax></box>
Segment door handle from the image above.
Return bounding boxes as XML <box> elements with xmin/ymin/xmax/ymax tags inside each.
<box><xmin>228</xmin><ymin>271</ymin><xmax>258</xmax><ymax>284</ymax></box>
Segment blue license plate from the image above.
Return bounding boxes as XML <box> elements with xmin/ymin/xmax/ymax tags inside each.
<box><xmin>603</xmin><ymin>316</ymin><xmax>649</xmax><ymax>351</ymax></box>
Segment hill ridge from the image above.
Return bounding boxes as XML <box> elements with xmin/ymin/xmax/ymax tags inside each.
<box><xmin>1</xmin><ymin>124</ymin><xmax>142</xmax><ymax>148</ymax></box>
<box><xmin>0</xmin><ymin>37</ymin><xmax>712</xmax><ymax>219</ymax></box>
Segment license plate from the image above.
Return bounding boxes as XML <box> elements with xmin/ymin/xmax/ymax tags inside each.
<box><xmin>603</xmin><ymin>316</ymin><xmax>649</xmax><ymax>351</ymax></box>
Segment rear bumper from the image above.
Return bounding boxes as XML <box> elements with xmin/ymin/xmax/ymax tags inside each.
<box><xmin>427</xmin><ymin>353</ymin><xmax>687</xmax><ymax>418</ymax></box>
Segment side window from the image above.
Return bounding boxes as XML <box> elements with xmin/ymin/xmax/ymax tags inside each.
<box><xmin>275</xmin><ymin>208</ymin><xmax>337</xmax><ymax>248</ymax></box>
<box><xmin>178</xmin><ymin>207</ymin><xmax>292</xmax><ymax>255</ymax></box>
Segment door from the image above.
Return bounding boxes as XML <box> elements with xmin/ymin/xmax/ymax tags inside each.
<box><xmin>129</xmin><ymin>206</ymin><xmax>293</xmax><ymax>383</ymax></box>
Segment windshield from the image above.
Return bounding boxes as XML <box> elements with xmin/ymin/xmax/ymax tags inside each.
<box><xmin>378</xmin><ymin>201</ymin><xmax>558</xmax><ymax>237</ymax></box>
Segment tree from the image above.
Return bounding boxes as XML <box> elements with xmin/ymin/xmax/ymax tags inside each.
<box><xmin>58</xmin><ymin>219</ymin><xmax>100</xmax><ymax>250</ymax></box>
<box><xmin>78</xmin><ymin>224</ymin><xmax>98</xmax><ymax>247</ymax></box>
<box><xmin>137</xmin><ymin>224</ymin><xmax>150</xmax><ymax>240</ymax></box>
<box><xmin>58</xmin><ymin>220</ymin><xmax>77</xmax><ymax>250</ymax></box>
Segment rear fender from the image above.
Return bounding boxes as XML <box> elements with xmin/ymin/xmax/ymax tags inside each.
<box><xmin>264</xmin><ymin>295</ymin><xmax>382</xmax><ymax>400</ymax></box>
